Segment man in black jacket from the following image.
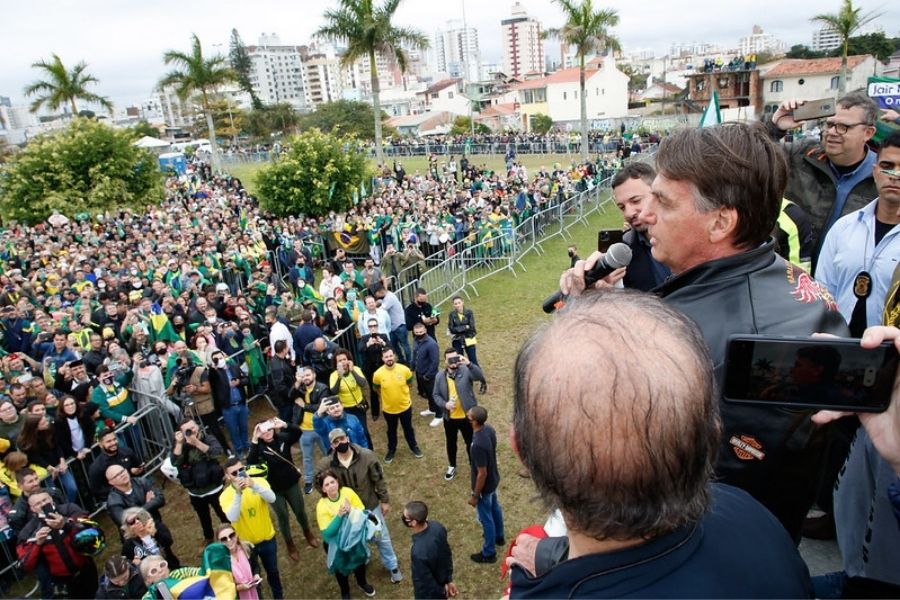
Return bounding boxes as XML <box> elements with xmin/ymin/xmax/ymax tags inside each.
<box><xmin>290</xmin><ymin>366</ymin><xmax>330</xmax><ymax>494</ymax></box>
<box><xmin>247</xmin><ymin>417</ymin><xmax>318</xmax><ymax>561</ymax></box>
<box><xmin>88</xmin><ymin>428</ymin><xmax>144</xmax><ymax>502</ymax></box>
<box><xmin>208</xmin><ymin>349</ymin><xmax>250</xmax><ymax>458</ymax></box>
<box><xmin>268</xmin><ymin>339</ymin><xmax>295</xmax><ymax>423</ymax></box>
<box><xmin>561</xmin><ymin>122</ymin><xmax>848</xmax><ymax>543</ymax></box>
<box><xmin>403</xmin><ymin>500</ymin><xmax>457</xmax><ymax>599</ymax></box>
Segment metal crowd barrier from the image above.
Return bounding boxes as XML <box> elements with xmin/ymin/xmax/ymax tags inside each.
<box><xmin>0</xmin><ymin>403</ymin><xmax>174</xmax><ymax>595</ymax></box>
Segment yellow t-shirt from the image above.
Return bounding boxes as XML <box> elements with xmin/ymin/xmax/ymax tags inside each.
<box><xmin>329</xmin><ymin>367</ymin><xmax>366</xmax><ymax>408</ymax></box>
<box><xmin>300</xmin><ymin>387</ymin><xmax>315</xmax><ymax>431</ymax></box>
<box><xmin>447</xmin><ymin>377</ymin><xmax>466</xmax><ymax>419</ymax></box>
<box><xmin>316</xmin><ymin>487</ymin><xmax>365</xmax><ymax>532</ymax></box>
<box><xmin>219</xmin><ymin>478</ymin><xmax>276</xmax><ymax>545</ymax></box>
<box><xmin>372</xmin><ymin>364</ymin><xmax>413</xmax><ymax>414</ymax></box>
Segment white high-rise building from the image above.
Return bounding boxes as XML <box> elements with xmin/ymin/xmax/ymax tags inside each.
<box><xmin>739</xmin><ymin>25</ymin><xmax>786</xmax><ymax>56</ymax></box>
<box><xmin>812</xmin><ymin>23</ymin><xmax>882</xmax><ymax>52</ymax></box>
<box><xmin>501</xmin><ymin>2</ymin><xmax>545</xmax><ymax>78</ymax></box>
<box><xmin>434</xmin><ymin>23</ymin><xmax>480</xmax><ymax>82</ymax></box>
<box><xmin>246</xmin><ymin>34</ymin><xmax>307</xmax><ymax>111</ymax></box>
<box><xmin>300</xmin><ymin>43</ymin><xmax>345</xmax><ymax>107</ymax></box>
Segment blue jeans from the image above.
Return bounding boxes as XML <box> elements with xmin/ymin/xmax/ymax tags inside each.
<box><xmin>476</xmin><ymin>491</ymin><xmax>505</xmax><ymax>557</ymax></box>
<box><xmin>390</xmin><ymin>324</ymin><xmax>411</xmax><ymax>364</ymax></box>
<box><xmin>371</xmin><ymin>505</ymin><xmax>398</xmax><ymax>571</ymax></box>
<box><xmin>252</xmin><ymin>536</ymin><xmax>283</xmax><ymax>599</ymax></box>
<box><xmin>812</xmin><ymin>571</ymin><xmax>847</xmax><ymax>599</ymax></box>
<box><xmin>300</xmin><ymin>429</ymin><xmax>327</xmax><ymax>484</ymax></box>
<box><xmin>222</xmin><ymin>403</ymin><xmax>250</xmax><ymax>454</ymax></box>
<box><xmin>54</xmin><ymin>468</ymin><xmax>79</xmax><ymax>503</ymax></box>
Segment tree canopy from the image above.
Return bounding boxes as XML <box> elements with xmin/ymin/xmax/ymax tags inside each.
<box><xmin>24</xmin><ymin>54</ymin><xmax>113</xmax><ymax>115</ymax></box>
<box><xmin>255</xmin><ymin>128</ymin><xmax>370</xmax><ymax>217</ymax></box>
<box><xmin>298</xmin><ymin>100</ymin><xmax>395</xmax><ymax>139</ymax></box>
<box><xmin>811</xmin><ymin>0</ymin><xmax>880</xmax><ymax>94</ymax></box>
<box><xmin>0</xmin><ymin>118</ymin><xmax>163</xmax><ymax>224</ymax></box>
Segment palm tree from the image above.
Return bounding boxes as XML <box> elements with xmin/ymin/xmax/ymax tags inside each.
<box><xmin>811</xmin><ymin>0</ymin><xmax>880</xmax><ymax>95</ymax></box>
<box><xmin>317</xmin><ymin>0</ymin><xmax>428</xmax><ymax>165</ymax></box>
<box><xmin>545</xmin><ymin>0</ymin><xmax>620</xmax><ymax>162</ymax></box>
<box><xmin>24</xmin><ymin>54</ymin><xmax>113</xmax><ymax>116</ymax></box>
<box><xmin>159</xmin><ymin>34</ymin><xmax>236</xmax><ymax>172</ymax></box>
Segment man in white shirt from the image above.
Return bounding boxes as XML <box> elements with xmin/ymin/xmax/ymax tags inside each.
<box><xmin>265</xmin><ymin>306</ymin><xmax>294</xmax><ymax>361</ymax></box>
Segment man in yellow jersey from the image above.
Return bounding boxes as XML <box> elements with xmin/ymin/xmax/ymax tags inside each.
<box><xmin>372</xmin><ymin>347</ymin><xmax>422</xmax><ymax>463</ymax></box>
<box><xmin>328</xmin><ymin>348</ymin><xmax>373</xmax><ymax>449</ymax></box>
<box><xmin>291</xmin><ymin>366</ymin><xmax>330</xmax><ymax>494</ymax></box>
<box><xmin>219</xmin><ymin>457</ymin><xmax>283</xmax><ymax>599</ymax></box>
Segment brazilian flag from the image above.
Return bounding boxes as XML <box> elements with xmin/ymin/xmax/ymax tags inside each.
<box><xmin>148</xmin><ymin>314</ymin><xmax>182</xmax><ymax>344</ymax></box>
<box><xmin>142</xmin><ymin>543</ymin><xmax>236</xmax><ymax>599</ymax></box>
<box><xmin>325</xmin><ymin>224</ymin><xmax>369</xmax><ymax>254</ymax></box>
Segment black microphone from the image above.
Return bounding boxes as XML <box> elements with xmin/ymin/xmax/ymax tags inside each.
<box><xmin>542</xmin><ymin>242</ymin><xmax>633</xmax><ymax>314</ymax></box>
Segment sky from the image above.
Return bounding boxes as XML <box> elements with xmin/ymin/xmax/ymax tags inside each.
<box><xmin>1</xmin><ymin>0</ymin><xmax>896</xmax><ymax>109</ymax></box>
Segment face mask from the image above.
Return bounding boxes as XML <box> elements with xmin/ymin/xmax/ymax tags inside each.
<box><xmin>401</xmin><ymin>515</ymin><xmax>413</xmax><ymax>528</ymax></box>
<box><xmin>215</xmin><ymin>359</ymin><xmax>226</xmax><ymax>369</ymax></box>
<box><xmin>207</xmin><ymin>317</ymin><xmax>217</xmax><ymax>324</ymax></box>
<box><xmin>335</xmin><ymin>441</ymin><xmax>350</xmax><ymax>454</ymax></box>
<box><xmin>568</xmin><ymin>250</ymin><xmax>575</xmax><ymax>257</ymax></box>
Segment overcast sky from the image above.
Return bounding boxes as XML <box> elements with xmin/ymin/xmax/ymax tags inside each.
<box><xmin>1</xmin><ymin>0</ymin><xmax>895</xmax><ymax>108</ymax></box>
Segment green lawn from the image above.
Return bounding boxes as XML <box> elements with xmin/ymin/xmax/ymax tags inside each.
<box><xmin>225</xmin><ymin>152</ymin><xmax>593</xmax><ymax>198</ymax></box>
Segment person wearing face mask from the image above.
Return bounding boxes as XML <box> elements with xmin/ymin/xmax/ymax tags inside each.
<box><xmin>567</xmin><ymin>245</ymin><xmax>580</xmax><ymax>268</ymax></box>
<box><xmin>433</xmin><ymin>348</ymin><xmax>487</xmax><ymax>482</ymax></box>
<box><xmin>403</xmin><ymin>500</ymin><xmax>457</xmax><ymax>600</ymax></box>
<box><xmin>411</xmin><ymin>322</ymin><xmax>442</xmax><ymax>428</ymax></box>
<box><xmin>208</xmin><ymin>350</ymin><xmax>250</xmax><ymax>458</ymax></box>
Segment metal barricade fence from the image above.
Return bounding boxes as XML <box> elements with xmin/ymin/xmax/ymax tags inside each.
<box><xmin>0</xmin><ymin>403</ymin><xmax>173</xmax><ymax>595</ymax></box>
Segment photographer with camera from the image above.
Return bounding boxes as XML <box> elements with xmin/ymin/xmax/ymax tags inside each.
<box><xmin>433</xmin><ymin>348</ymin><xmax>486</xmax><ymax>482</ymax></box>
<box><xmin>171</xmin><ymin>418</ymin><xmax>229</xmax><ymax>548</ymax></box>
<box><xmin>166</xmin><ymin>343</ymin><xmax>230</xmax><ymax>454</ymax></box>
<box><xmin>15</xmin><ymin>490</ymin><xmax>99</xmax><ymax>599</ymax></box>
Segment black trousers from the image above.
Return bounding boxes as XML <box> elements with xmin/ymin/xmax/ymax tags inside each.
<box><xmin>444</xmin><ymin>417</ymin><xmax>473</xmax><ymax>468</ymax></box>
<box><xmin>189</xmin><ymin>492</ymin><xmax>230</xmax><ymax>541</ymax></box>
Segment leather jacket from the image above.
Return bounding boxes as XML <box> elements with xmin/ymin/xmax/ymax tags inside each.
<box><xmin>657</xmin><ymin>240</ymin><xmax>849</xmax><ymax>540</ymax></box>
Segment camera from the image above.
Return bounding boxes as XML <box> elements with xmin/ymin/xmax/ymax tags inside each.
<box><xmin>448</xmin><ymin>356</ymin><xmax>461</xmax><ymax>366</ymax></box>
<box><xmin>184</xmin><ymin>429</ymin><xmax>194</xmax><ymax>437</ymax></box>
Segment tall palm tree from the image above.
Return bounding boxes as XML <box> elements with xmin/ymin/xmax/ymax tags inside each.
<box><xmin>317</xmin><ymin>0</ymin><xmax>428</xmax><ymax>165</ymax></box>
<box><xmin>545</xmin><ymin>0</ymin><xmax>620</xmax><ymax>162</ymax></box>
<box><xmin>24</xmin><ymin>54</ymin><xmax>113</xmax><ymax>116</ymax></box>
<box><xmin>811</xmin><ymin>0</ymin><xmax>880</xmax><ymax>95</ymax></box>
<box><xmin>159</xmin><ymin>34</ymin><xmax>235</xmax><ymax>172</ymax></box>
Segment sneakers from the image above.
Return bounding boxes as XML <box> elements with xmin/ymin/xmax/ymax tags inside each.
<box><xmin>470</xmin><ymin>552</ymin><xmax>497</xmax><ymax>564</ymax></box>
<box><xmin>496</xmin><ymin>537</ymin><xmax>506</xmax><ymax>547</ymax></box>
<box><xmin>411</xmin><ymin>447</ymin><xmax>424</xmax><ymax>458</ymax></box>
<box><xmin>444</xmin><ymin>466</ymin><xmax>456</xmax><ymax>481</ymax></box>
<box><xmin>419</xmin><ymin>409</ymin><xmax>435</xmax><ymax>417</ymax></box>
<box><xmin>390</xmin><ymin>569</ymin><xmax>403</xmax><ymax>583</ymax></box>
<box><xmin>384</xmin><ymin>451</ymin><xmax>395</xmax><ymax>464</ymax></box>
<box><xmin>429</xmin><ymin>417</ymin><xmax>443</xmax><ymax>427</ymax></box>
<box><xmin>358</xmin><ymin>583</ymin><xmax>376</xmax><ymax>597</ymax></box>
<box><xmin>304</xmin><ymin>483</ymin><xmax>314</xmax><ymax>495</ymax></box>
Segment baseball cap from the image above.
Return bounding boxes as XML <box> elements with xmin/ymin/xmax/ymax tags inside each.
<box><xmin>328</xmin><ymin>428</ymin><xmax>348</xmax><ymax>443</ymax></box>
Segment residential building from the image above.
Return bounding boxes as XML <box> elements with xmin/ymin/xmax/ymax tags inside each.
<box><xmin>738</xmin><ymin>25</ymin><xmax>786</xmax><ymax>56</ymax></box>
<box><xmin>246</xmin><ymin>34</ymin><xmax>307</xmax><ymax>111</ymax></box>
<box><xmin>761</xmin><ymin>55</ymin><xmax>879</xmax><ymax>115</ymax></box>
<box><xmin>385</xmin><ymin>111</ymin><xmax>454</xmax><ymax>136</ymax></box>
<box><xmin>300</xmin><ymin>43</ymin><xmax>344</xmax><ymax>107</ymax></box>
<box><xmin>812</xmin><ymin>23</ymin><xmax>881</xmax><ymax>52</ymax></box>
<box><xmin>142</xmin><ymin>86</ymin><xmax>191</xmax><ymax>128</ymax></box>
<box><xmin>685</xmin><ymin>67</ymin><xmax>762</xmax><ymax>117</ymax></box>
<box><xmin>513</xmin><ymin>55</ymin><xmax>628</xmax><ymax>130</ymax></box>
<box><xmin>434</xmin><ymin>23</ymin><xmax>480</xmax><ymax>82</ymax></box>
<box><xmin>501</xmin><ymin>2</ymin><xmax>545</xmax><ymax>79</ymax></box>
<box><xmin>635</xmin><ymin>79</ymin><xmax>683</xmax><ymax>103</ymax></box>
<box><xmin>415</xmin><ymin>78</ymin><xmax>471</xmax><ymax>116</ymax></box>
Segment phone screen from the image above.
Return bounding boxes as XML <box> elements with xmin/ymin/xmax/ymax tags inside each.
<box><xmin>597</xmin><ymin>229</ymin><xmax>625</xmax><ymax>253</ymax></box>
<box><xmin>723</xmin><ymin>335</ymin><xmax>897</xmax><ymax>412</ymax></box>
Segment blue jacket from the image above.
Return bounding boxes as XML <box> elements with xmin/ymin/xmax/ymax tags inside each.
<box><xmin>412</xmin><ymin>334</ymin><xmax>439</xmax><ymax>379</ymax></box>
<box><xmin>313</xmin><ymin>412</ymin><xmax>369</xmax><ymax>449</ymax></box>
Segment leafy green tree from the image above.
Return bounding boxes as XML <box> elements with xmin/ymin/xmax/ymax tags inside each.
<box><xmin>24</xmin><ymin>54</ymin><xmax>113</xmax><ymax>115</ymax></box>
<box><xmin>256</xmin><ymin>128</ymin><xmax>369</xmax><ymax>217</ymax></box>
<box><xmin>450</xmin><ymin>116</ymin><xmax>489</xmax><ymax>136</ymax></box>
<box><xmin>298</xmin><ymin>100</ymin><xmax>395</xmax><ymax>139</ymax></box>
<box><xmin>530</xmin><ymin>113</ymin><xmax>554</xmax><ymax>135</ymax></box>
<box><xmin>545</xmin><ymin>0</ymin><xmax>620</xmax><ymax>161</ymax></box>
<box><xmin>245</xmin><ymin>103</ymin><xmax>301</xmax><ymax>139</ymax></box>
<box><xmin>0</xmin><ymin>118</ymin><xmax>163</xmax><ymax>223</ymax></box>
<box><xmin>198</xmin><ymin>98</ymin><xmax>245</xmax><ymax>141</ymax></box>
<box><xmin>228</xmin><ymin>28</ymin><xmax>261</xmax><ymax>109</ymax></box>
<box><xmin>785</xmin><ymin>44</ymin><xmax>827</xmax><ymax>59</ymax></box>
<box><xmin>316</xmin><ymin>0</ymin><xmax>429</xmax><ymax>165</ymax></box>
<box><xmin>812</xmin><ymin>0</ymin><xmax>880</xmax><ymax>94</ymax></box>
<box><xmin>837</xmin><ymin>32</ymin><xmax>896</xmax><ymax>63</ymax></box>
<box><xmin>130</xmin><ymin>120</ymin><xmax>161</xmax><ymax>139</ymax></box>
<box><xmin>159</xmin><ymin>34</ymin><xmax>236</xmax><ymax>172</ymax></box>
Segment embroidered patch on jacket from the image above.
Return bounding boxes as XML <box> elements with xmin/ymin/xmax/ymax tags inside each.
<box><xmin>790</xmin><ymin>272</ymin><xmax>838</xmax><ymax>311</ymax></box>
<box><xmin>730</xmin><ymin>435</ymin><xmax>765</xmax><ymax>461</ymax></box>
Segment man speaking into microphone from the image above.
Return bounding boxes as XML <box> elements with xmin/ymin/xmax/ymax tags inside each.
<box><xmin>558</xmin><ymin>122</ymin><xmax>848</xmax><ymax>543</ymax></box>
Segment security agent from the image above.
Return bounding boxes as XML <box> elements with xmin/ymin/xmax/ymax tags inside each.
<box><xmin>508</xmin><ymin>291</ymin><xmax>813</xmax><ymax>598</ymax></box>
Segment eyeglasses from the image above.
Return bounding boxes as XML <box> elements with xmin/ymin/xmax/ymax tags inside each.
<box><xmin>824</xmin><ymin>121</ymin><xmax>869</xmax><ymax>135</ymax></box>
<box><xmin>147</xmin><ymin>561</ymin><xmax>168</xmax><ymax>577</ymax></box>
<box><xmin>218</xmin><ymin>532</ymin><xmax>236</xmax><ymax>542</ymax></box>
<box><xmin>125</xmin><ymin>517</ymin><xmax>140</xmax><ymax>526</ymax></box>
<box><xmin>227</xmin><ymin>468</ymin><xmax>247</xmax><ymax>478</ymax></box>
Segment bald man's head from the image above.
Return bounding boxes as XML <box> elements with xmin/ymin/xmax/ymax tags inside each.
<box><xmin>513</xmin><ymin>290</ymin><xmax>720</xmax><ymax>541</ymax></box>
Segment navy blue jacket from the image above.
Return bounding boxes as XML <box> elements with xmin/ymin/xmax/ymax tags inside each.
<box><xmin>412</xmin><ymin>334</ymin><xmax>439</xmax><ymax>379</ymax></box>
<box><xmin>510</xmin><ymin>484</ymin><xmax>813</xmax><ymax>598</ymax></box>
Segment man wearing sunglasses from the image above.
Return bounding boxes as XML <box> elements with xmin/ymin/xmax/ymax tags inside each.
<box><xmin>769</xmin><ymin>91</ymin><xmax>886</xmax><ymax>264</ymax></box>
<box><xmin>219</xmin><ymin>457</ymin><xmax>283</xmax><ymax>599</ymax></box>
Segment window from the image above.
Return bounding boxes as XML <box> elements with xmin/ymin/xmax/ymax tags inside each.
<box><xmin>563</xmin><ymin>92</ymin><xmax>567</xmax><ymax>100</ymax></box>
<box><xmin>574</xmin><ymin>90</ymin><xmax>577</xmax><ymax>99</ymax></box>
<box><xmin>769</xmin><ymin>80</ymin><xmax>783</xmax><ymax>93</ymax></box>
<box><xmin>431</xmin><ymin>93</ymin><xmax>439</xmax><ymax>99</ymax></box>
<box><xmin>448</xmin><ymin>92</ymin><xmax>454</xmax><ymax>99</ymax></box>
<box><xmin>830</xmin><ymin>76</ymin><xmax>840</xmax><ymax>90</ymax></box>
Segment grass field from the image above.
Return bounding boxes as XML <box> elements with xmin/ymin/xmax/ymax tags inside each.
<box><xmin>15</xmin><ymin>207</ymin><xmax>621</xmax><ymax>599</ymax></box>
<box><xmin>226</xmin><ymin>152</ymin><xmax>595</xmax><ymax>198</ymax></box>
